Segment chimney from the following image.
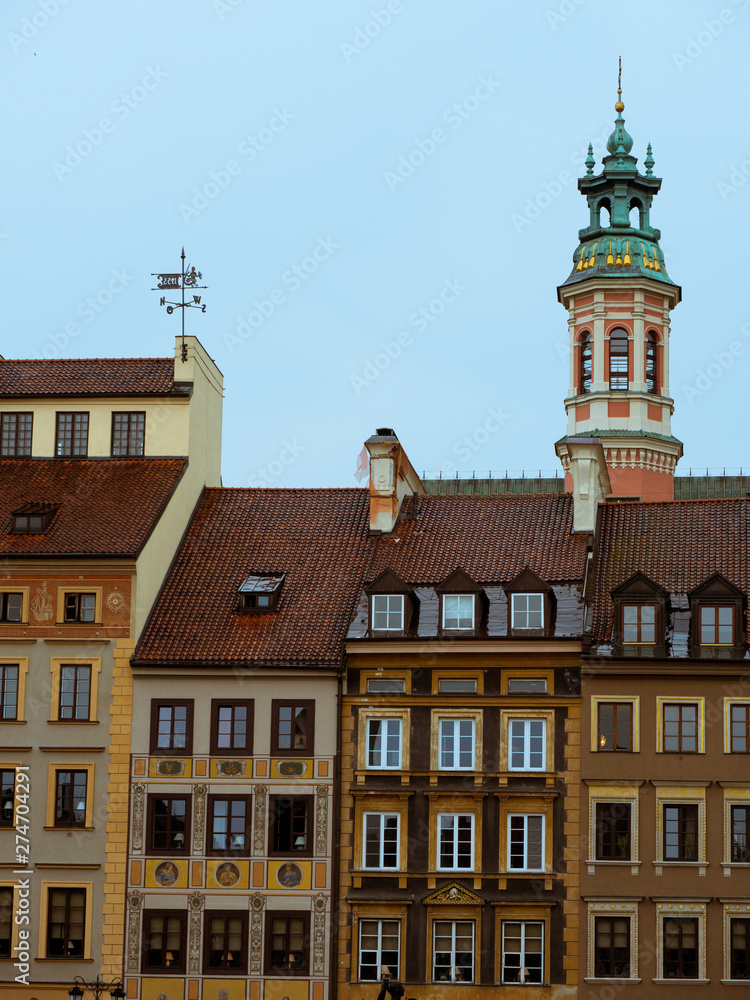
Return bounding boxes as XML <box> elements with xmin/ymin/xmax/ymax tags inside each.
<box><xmin>555</xmin><ymin>436</ymin><xmax>611</xmax><ymax>534</ymax></box>
<box><xmin>365</xmin><ymin>428</ymin><xmax>425</xmax><ymax>534</ymax></box>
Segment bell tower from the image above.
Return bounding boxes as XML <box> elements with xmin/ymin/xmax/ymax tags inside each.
<box><xmin>555</xmin><ymin>76</ymin><xmax>682</xmax><ymax>502</ymax></box>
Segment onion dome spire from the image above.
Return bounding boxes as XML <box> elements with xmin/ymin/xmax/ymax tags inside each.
<box><xmin>606</xmin><ymin>58</ymin><xmax>634</xmax><ymax>156</ymax></box>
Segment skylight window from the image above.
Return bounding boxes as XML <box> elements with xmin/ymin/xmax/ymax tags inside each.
<box><xmin>10</xmin><ymin>503</ymin><xmax>58</xmax><ymax>534</ymax></box>
<box><xmin>238</xmin><ymin>573</ymin><xmax>285</xmax><ymax>612</ymax></box>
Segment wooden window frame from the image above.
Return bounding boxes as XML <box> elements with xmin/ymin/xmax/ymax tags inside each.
<box><xmin>653</xmin><ymin>903</ymin><xmax>707</xmax><ymax>982</ymax></box>
<box><xmin>595</xmin><ymin>802</ymin><xmax>632</xmax><ymax>861</ymax></box>
<box><xmin>363</xmin><ymin>812</ymin><xmax>400</xmax><ymax>870</ymax></box>
<box><xmin>146</xmin><ymin>794</ymin><xmax>192</xmax><ymax>856</ymax></box>
<box><xmin>353</xmin><ymin>791</ymin><xmax>410</xmax><ymax>874</ymax></box>
<box><xmin>440</xmin><ymin>593</ymin><xmax>475</xmax><ymax>632</ymax></box>
<box><xmin>41</xmin><ymin>882</ymin><xmax>92</xmax><ymax>959</ymax></box>
<box><xmin>0</xmin><ymin>591</ymin><xmax>26</xmax><ymax>624</ymax></box>
<box><xmin>271</xmin><ymin>699</ymin><xmax>314</xmax><ymax>756</ymax></box>
<box><xmin>53</xmin><ymin>769</ymin><xmax>88</xmax><ymax>828</ymax></box>
<box><xmin>371</xmin><ymin>593</ymin><xmax>405</xmax><ymax>633</ymax></box>
<box><xmin>437</xmin><ymin>716</ymin><xmax>476</xmax><ymax>771</ymax></box>
<box><xmin>365</xmin><ymin>717</ymin><xmax>402</xmax><ymax>770</ymax></box>
<box><xmin>662</xmin><ymin>916</ymin><xmax>699</xmax><ymax>979</ymax></box>
<box><xmin>585</xmin><ymin>900</ymin><xmax>639</xmax><ymax>981</ymax></box>
<box><xmin>111</xmin><ymin>410</ymin><xmax>146</xmax><ymax>457</ymax></box>
<box><xmin>663</xmin><ymin>803</ymin><xmax>699</xmax><ymax>861</ymax></box>
<box><xmin>507</xmin><ymin>813</ymin><xmax>544</xmax><ymax>872</ymax></box>
<box><xmin>141</xmin><ymin>909</ymin><xmax>187</xmax><ymax>974</ymax></box>
<box><xmin>54</xmin><ymin>411</ymin><xmax>89</xmax><ymax>457</ymax></box>
<box><xmin>357</xmin><ymin>914</ymin><xmax>401</xmax><ymax>982</ymax></box>
<box><xmin>430</xmin><ymin>709</ymin><xmax>482</xmax><ymax>773</ymax></box>
<box><xmin>149</xmin><ymin>699</ymin><xmax>194</xmax><ymax>755</ymax></box>
<box><xmin>203</xmin><ymin>909</ymin><xmax>248</xmax><ymax>975</ymax></box>
<box><xmin>206</xmin><ymin>794</ymin><xmax>252</xmax><ymax>856</ymax></box>
<box><xmin>265</xmin><ymin>910</ymin><xmax>310</xmax><ymax>976</ymax></box>
<box><xmin>436</xmin><ymin>812</ymin><xmax>475</xmax><ymax>872</ymax></box>
<box><xmin>596</xmin><ymin>700</ymin><xmax>634</xmax><ymax>752</ymax></box>
<box><xmin>500</xmin><ymin>919</ymin><xmax>544</xmax><ymax>985</ymax></box>
<box><xmin>49</xmin><ymin>658</ymin><xmax>100</xmax><ymax>724</ymax></box>
<box><xmin>586</xmin><ymin>783</ymin><xmax>641</xmax><ymax>866</ymax></box>
<box><xmin>657</xmin><ymin>699</ymin><xmax>704</xmax><ymax>754</ymax></box>
<box><xmin>726</xmin><ymin>700</ymin><xmax>750</xmax><ymax>753</ymax></box>
<box><xmin>0</xmin><ymin>412</ymin><xmax>33</xmax><ymax>457</ymax></box>
<box><xmin>0</xmin><ymin>884</ymin><xmax>15</xmax><ymax>959</ymax></box>
<box><xmin>608</xmin><ymin>327</ymin><xmax>629</xmax><ymax>391</ymax></box>
<box><xmin>594</xmin><ymin>914</ymin><xmax>632</xmax><ymax>979</ymax></box>
<box><xmin>689</xmin><ymin>575</ymin><xmax>746</xmax><ymax>657</ymax></box>
<box><xmin>358</xmin><ymin>708</ymin><xmax>410</xmax><ymax>771</ymax></box>
<box><xmin>0</xmin><ymin>769</ymin><xmax>16</xmax><ymax>828</ymax></box>
<box><xmin>45</xmin><ymin>764</ymin><xmax>94</xmax><ymax>829</ymax></box>
<box><xmin>58</xmin><ymin>664</ymin><xmax>91</xmax><ymax>722</ymax></box>
<box><xmin>622</xmin><ymin>603</ymin><xmax>657</xmax><ymax>644</ymax></box>
<box><xmin>731</xmin><ymin>804</ymin><xmax>750</xmax><ymax>863</ymax></box>
<box><xmin>506</xmin><ymin>717</ymin><xmax>547</xmax><ymax>772</ymax></box>
<box><xmin>268</xmin><ymin>794</ymin><xmax>313</xmax><ymax>856</ymax></box>
<box><xmin>209</xmin><ymin>699</ymin><xmax>254</xmax><ymax>755</ymax></box>
<box><xmin>0</xmin><ymin>663</ymin><xmax>21</xmax><ymax>722</ymax></box>
<box><xmin>699</xmin><ymin>604</ymin><xmax>735</xmax><ymax>645</ymax></box>
<box><xmin>433</xmin><ymin>917</ymin><xmax>476</xmax><ymax>983</ymax></box>
<box><xmin>727</xmin><ymin>914</ymin><xmax>750</xmax><ymax>981</ymax></box>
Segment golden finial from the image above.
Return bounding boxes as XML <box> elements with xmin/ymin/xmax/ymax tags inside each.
<box><xmin>615</xmin><ymin>56</ymin><xmax>624</xmax><ymax>113</ymax></box>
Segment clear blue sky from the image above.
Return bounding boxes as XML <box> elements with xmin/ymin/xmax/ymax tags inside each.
<box><xmin>2</xmin><ymin>0</ymin><xmax>748</xmax><ymax>487</ymax></box>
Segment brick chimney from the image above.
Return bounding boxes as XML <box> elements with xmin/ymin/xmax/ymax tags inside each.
<box><xmin>365</xmin><ymin>428</ymin><xmax>425</xmax><ymax>534</ymax></box>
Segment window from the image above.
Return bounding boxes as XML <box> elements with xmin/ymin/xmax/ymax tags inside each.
<box><xmin>58</xmin><ymin>664</ymin><xmax>91</xmax><ymax>721</ymax></box>
<box><xmin>597</xmin><ymin>702</ymin><xmax>633</xmax><ymax>751</ymax></box>
<box><xmin>730</xmin><ymin>918</ymin><xmax>750</xmax><ymax>980</ymax></box>
<box><xmin>443</xmin><ymin>595</ymin><xmax>474</xmax><ymax>630</ymax></box>
<box><xmin>270</xmin><ymin>796</ymin><xmax>311</xmax><ymax>855</ymax></box>
<box><xmin>511</xmin><ymin>593</ymin><xmax>544</xmax><ymax>629</ymax></box>
<box><xmin>609</xmin><ymin>328</ymin><xmax>629</xmax><ymax>390</ymax></box>
<box><xmin>580</xmin><ymin>331</ymin><xmax>592</xmax><ymax>394</ymax></box>
<box><xmin>207</xmin><ymin>796</ymin><xmax>251</xmax><ymax>855</ymax></box>
<box><xmin>150</xmin><ymin>700</ymin><xmax>193</xmax><ymax>755</ymax></box>
<box><xmin>731</xmin><ymin>805</ymin><xmax>750</xmax><ymax>862</ymax></box>
<box><xmin>142</xmin><ymin>911</ymin><xmax>186</xmax><ymax>973</ymax></box>
<box><xmin>646</xmin><ymin>331</ymin><xmax>658</xmax><ymax>393</ymax></box>
<box><xmin>663</xmin><ymin>917</ymin><xmax>698</xmax><ymax>978</ymax></box>
<box><xmin>508</xmin><ymin>815</ymin><xmax>544</xmax><ymax>871</ymax></box>
<box><xmin>367</xmin><ymin>718</ymin><xmax>402</xmax><ymax>769</ymax></box>
<box><xmin>439</xmin><ymin>718</ymin><xmax>475</xmax><ymax>770</ymax></box>
<box><xmin>266</xmin><ymin>912</ymin><xmax>308</xmax><ymax>974</ymax></box>
<box><xmin>700</xmin><ymin>605</ymin><xmax>734</xmax><ymax>645</ymax></box>
<box><xmin>0</xmin><ymin>886</ymin><xmax>12</xmax><ymax>958</ymax></box>
<box><xmin>54</xmin><ymin>770</ymin><xmax>87</xmax><ymax>827</ymax></box>
<box><xmin>595</xmin><ymin>916</ymin><xmax>631</xmax><ymax>978</ymax></box>
<box><xmin>363</xmin><ymin>813</ymin><xmax>399</xmax><ymax>869</ymax></box>
<box><xmin>0</xmin><ymin>665</ymin><xmax>19</xmax><ymax>720</ymax></box>
<box><xmin>147</xmin><ymin>796</ymin><xmax>190</xmax><ymax>854</ymax></box>
<box><xmin>238</xmin><ymin>572</ymin><xmax>285</xmax><ymax>612</ymax></box>
<box><xmin>366</xmin><ymin>678</ymin><xmax>405</xmax><ymax>694</ymax></box>
<box><xmin>11</xmin><ymin>503</ymin><xmax>57</xmax><ymax>533</ymax></box>
<box><xmin>502</xmin><ymin>921</ymin><xmax>543</xmax><ymax>984</ymax></box>
<box><xmin>662</xmin><ymin>703</ymin><xmax>699</xmax><ymax>753</ymax></box>
<box><xmin>437</xmin><ymin>814</ymin><xmax>473</xmax><ymax>870</ymax></box>
<box><xmin>359</xmin><ymin>918</ymin><xmax>400</xmax><ymax>981</ymax></box>
<box><xmin>111</xmin><ymin>411</ymin><xmax>145</xmax><ymax>456</ymax></box>
<box><xmin>1</xmin><ymin>770</ymin><xmax>14</xmax><ymax>827</ymax></box>
<box><xmin>508</xmin><ymin>718</ymin><xmax>546</xmax><ymax>771</ymax></box>
<box><xmin>372</xmin><ymin>595</ymin><xmax>404</xmax><ymax>631</ymax></box>
<box><xmin>210</xmin><ymin>699</ymin><xmax>253</xmax><ymax>754</ymax></box>
<box><xmin>0</xmin><ymin>413</ymin><xmax>32</xmax><ymax>456</ymax></box>
<box><xmin>663</xmin><ymin>804</ymin><xmax>698</xmax><ymax>860</ymax></box>
<box><xmin>595</xmin><ymin>803</ymin><xmax>631</xmax><ymax>861</ymax></box>
<box><xmin>46</xmin><ymin>887</ymin><xmax>85</xmax><ymax>957</ymax></box>
<box><xmin>63</xmin><ymin>593</ymin><xmax>96</xmax><ymax>623</ymax></box>
<box><xmin>729</xmin><ymin>703</ymin><xmax>750</xmax><ymax>752</ymax></box>
<box><xmin>204</xmin><ymin>911</ymin><xmax>247</xmax><ymax>974</ymax></box>
<box><xmin>438</xmin><ymin>678</ymin><xmax>478</xmax><ymax>694</ymax></box>
<box><xmin>0</xmin><ymin>594</ymin><xmax>23</xmax><ymax>623</ymax></box>
<box><xmin>622</xmin><ymin>604</ymin><xmax>656</xmax><ymax>643</ymax></box>
<box><xmin>508</xmin><ymin>677</ymin><xmax>547</xmax><ymax>695</ymax></box>
<box><xmin>272</xmin><ymin>700</ymin><xmax>314</xmax><ymax>755</ymax></box>
<box><xmin>55</xmin><ymin>412</ymin><xmax>89</xmax><ymax>457</ymax></box>
<box><xmin>433</xmin><ymin>920</ymin><xmax>474</xmax><ymax>983</ymax></box>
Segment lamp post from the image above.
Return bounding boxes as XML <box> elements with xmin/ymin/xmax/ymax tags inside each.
<box><xmin>68</xmin><ymin>975</ymin><xmax>125</xmax><ymax>1000</ymax></box>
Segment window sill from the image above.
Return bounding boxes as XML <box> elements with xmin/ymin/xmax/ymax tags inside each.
<box><xmin>586</xmin><ymin>859</ymin><xmax>640</xmax><ymax>866</ymax></box>
<box><xmin>142</xmin><ymin>968</ymin><xmax>186</xmax><ymax>976</ymax></box>
<box><xmin>654</xmin><ymin>861</ymin><xmax>706</xmax><ymax>867</ymax></box>
<box><xmin>651</xmin><ymin>979</ymin><xmax>709</xmax><ymax>985</ymax></box>
<box><xmin>44</xmin><ymin>826</ymin><xmax>94</xmax><ymax>832</ymax></box>
<box><xmin>48</xmin><ymin>720</ymin><xmax>99</xmax><ymax>725</ymax></box>
<box><xmin>585</xmin><ymin>979</ymin><xmax>641</xmax><ymax>985</ymax></box>
<box><xmin>36</xmin><ymin>956</ymin><xmax>94</xmax><ymax>962</ymax></box>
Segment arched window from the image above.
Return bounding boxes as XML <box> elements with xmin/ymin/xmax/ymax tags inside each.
<box><xmin>579</xmin><ymin>332</ymin><xmax>592</xmax><ymax>395</ymax></box>
<box><xmin>609</xmin><ymin>328</ymin><xmax>629</xmax><ymax>391</ymax></box>
<box><xmin>646</xmin><ymin>331</ymin><xmax>658</xmax><ymax>394</ymax></box>
<box><xmin>629</xmin><ymin>199</ymin><xmax>643</xmax><ymax>230</ymax></box>
<box><xmin>598</xmin><ymin>199</ymin><xmax>611</xmax><ymax>228</ymax></box>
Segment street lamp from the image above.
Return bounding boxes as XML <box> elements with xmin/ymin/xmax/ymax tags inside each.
<box><xmin>68</xmin><ymin>975</ymin><xmax>125</xmax><ymax>1000</ymax></box>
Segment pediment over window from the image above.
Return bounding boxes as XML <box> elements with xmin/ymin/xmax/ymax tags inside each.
<box><xmin>365</xmin><ymin>569</ymin><xmax>413</xmax><ymax>596</ymax></box>
<box><xmin>504</xmin><ymin>567</ymin><xmax>552</xmax><ymax>596</ymax></box>
<box><xmin>688</xmin><ymin>573</ymin><xmax>745</xmax><ymax>603</ymax></box>
<box><xmin>611</xmin><ymin>571</ymin><xmax>669</xmax><ymax>603</ymax></box>
<box><xmin>688</xmin><ymin>573</ymin><xmax>746</xmax><ymax>658</ymax></box>
<box><xmin>435</xmin><ymin>568</ymin><xmax>486</xmax><ymax>634</ymax></box>
<box><xmin>435</xmin><ymin>568</ymin><xmax>484</xmax><ymax>595</ymax></box>
<box><xmin>611</xmin><ymin>572</ymin><xmax>669</xmax><ymax>654</ymax></box>
<box><xmin>365</xmin><ymin>569</ymin><xmax>417</xmax><ymax>636</ymax></box>
<box><xmin>503</xmin><ymin>568</ymin><xmax>555</xmax><ymax>636</ymax></box>
<box><xmin>423</xmin><ymin>881</ymin><xmax>483</xmax><ymax>905</ymax></box>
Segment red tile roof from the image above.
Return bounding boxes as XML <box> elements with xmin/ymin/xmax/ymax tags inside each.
<box><xmin>135</xmin><ymin>488</ymin><xmax>375</xmax><ymax>667</ymax></box>
<box><xmin>371</xmin><ymin>493</ymin><xmax>588</xmax><ymax>583</ymax></box>
<box><xmin>135</xmin><ymin>490</ymin><xmax>586</xmax><ymax>667</ymax></box>
<box><xmin>0</xmin><ymin>459</ymin><xmax>186</xmax><ymax>556</ymax></box>
<box><xmin>590</xmin><ymin>498</ymin><xmax>750</xmax><ymax>642</ymax></box>
<box><xmin>0</xmin><ymin>357</ymin><xmax>176</xmax><ymax>396</ymax></box>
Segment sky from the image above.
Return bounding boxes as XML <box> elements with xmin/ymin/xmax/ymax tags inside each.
<box><xmin>2</xmin><ymin>0</ymin><xmax>749</xmax><ymax>488</ymax></box>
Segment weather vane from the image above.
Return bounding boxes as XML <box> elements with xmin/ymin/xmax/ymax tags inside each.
<box><xmin>151</xmin><ymin>248</ymin><xmax>207</xmax><ymax>361</ymax></box>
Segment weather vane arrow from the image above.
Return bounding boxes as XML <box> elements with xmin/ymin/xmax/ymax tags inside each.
<box><xmin>151</xmin><ymin>247</ymin><xmax>207</xmax><ymax>361</ymax></box>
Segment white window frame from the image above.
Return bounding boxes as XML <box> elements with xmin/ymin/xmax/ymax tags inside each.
<box><xmin>442</xmin><ymin>594</ymin><xmax>474</xmax><ymax>630</ymax></box>
<box><xmin>366</xmin><ymin>718</ymin><xmax>402</xmax><ymax>769</ymax></box>
<box><xmin>501</xmin><ymin>920</ymin><xmax>544</xmax><ymax>984</ymax></box>
<box><xmin>363</xmin><ymin>812</ymin><xmax>399</xmax><ymax>870</ymax></box>
<box><xmin>511</xmin><ymin>593</ymin><xmax>544</xmax><ymax>629</ymax></box>
<box><xmin>371</xmin><ymin>594</ymin><xmax>404</xmax><ymax>632</ymax></box>
<box><xmin>508</xmin><ymin>718</ymin><xmax>546</xmax><ymax>772</ymax></box>
<box><xmin>432</xmin><ymin>919</ymin><xmax>475</xmax><ymax>983</ymax></box>
<box><xmin>722</xmin><ymin>901</ymin><xmax>750</xmax><ymax>982</ymax></box>
<box><xmin>585</xmin><ymin>899</ymin><xmax>639</xmax><ymax>982</ymax></box>
<box><xmin>507</xmin><ymin>814</ymin><xmax>544</xmax><ymax>872</ymax></box>
<box><xmin>358</xmin><ymin>917</ymin><xmax>401</xmax><ymax>982</ymax></box>
<box><xmin>437</xmin><ymin>813</ymin><xmax>474</xmax><ymax>871</ymax></box>
<box><xmin>439</xmin><ymin>717</ymin><xmax>475</xmax><ymax>771</ymax></box>
<box><xmin>654</xmin><ymin>902</ymin><xmax>707</xmax><ymax>982</ymax></box>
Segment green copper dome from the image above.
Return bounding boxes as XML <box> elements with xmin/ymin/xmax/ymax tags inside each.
<box><xmin>560</xmin><ymin>84</ymin><xmax>678</xmax><ymax>289</ymax></box>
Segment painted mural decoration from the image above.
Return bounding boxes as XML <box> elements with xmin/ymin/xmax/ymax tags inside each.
<box><xmin>278</xmin><ymin>760</ymin><xmax>306</xmax><ymax>776</ymax></box>
<box><xmin>215</xmin><ymin>862</ymin><xmax>240</xmax><ymax>887</ymax></box>
<box><xmin>154</xmin><ymin>862</ymin><xmax>180</xmax><ymax>887</ymax></box>
<box><xmin>105</xmin><ymin>586</ymin><xmax>127</xmax><ymax>614</ymax></box>
<box><xmin>276</xmin><ymin>862</ymin><xmax>302</xmax><ymax>888</ymax></box>
<box><xmin>31</xmin><ymin>581</ymin><xmax>54</xmax><ymax>622</ymax></box>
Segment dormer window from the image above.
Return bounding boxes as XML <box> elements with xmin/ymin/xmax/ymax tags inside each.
<box><xmin>436</xmin><ymin>569</ymin><xmax>485</xmax><ymax>635</ymax></box>
<box><xmin>611</xmin><ymin>572</ymin><xmax>669</xmax><ymax>655</ymax></box>
<box><xmin>10</xmin><ymin>503</ymin><xmax>58</xmax><ymax>534</ymax></box>
<box><xmin>443</xmin><ymin>595</ymin><xmax>473</xmax><ymax>630</ymax></box>
<box><xmin>504</xmin><ymin>568</ymin><xmax>555</xmax><ymax>637</ymax></box>
<box><xmin>238</xmin><ymin>573</ymin><xmax>285</xmax><ymax>613</ymax></box>
<box><xmin>689</xmin><ymin>574</ymin><xmax>746</xmax><ymax>658</ymax></box>
<box><xmin>622</xmin><ymin>604</ymin><xmax>656</xmax><ymax>643</ymax></box>
<box><xmin>365</xmin><ymin>570</ymin><xmax>416</xmax><ymax>637</ymax></box>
